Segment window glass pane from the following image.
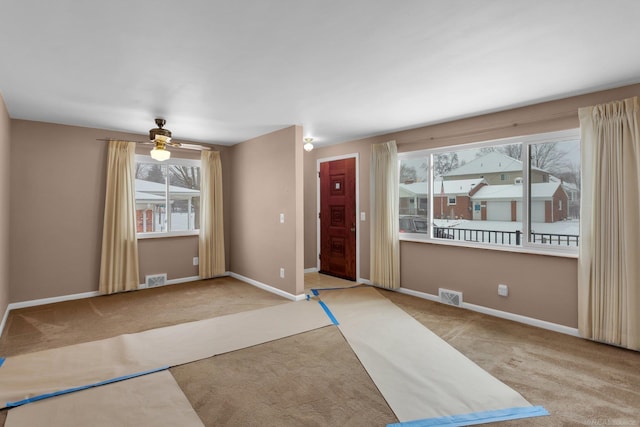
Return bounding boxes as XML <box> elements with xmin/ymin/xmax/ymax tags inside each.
<box><xmin>135</xmin><ymin>163</ymin><xmax>167</xmax><ymax>233</ymax></box>
<box><xmin>528</xmin><ymin>139</ymin><xmax>580</xmax><ymax>247</ymax></box>
<box><xmin>168</xmin><ymin>164</ymin><xmax>201</xmax><ymax>231</ymax></box>
<box><xmin>134</xmin><ymin>159</ymin><xmax>201</xmax><ymax>234</ymax></box>
<box><xmin>399</xmin><ymin>157</ymin><xmax>429</xmax><ymax>237</ymax></box>
<box><xmin>434</xmin><ymin>143</ymin><xmax>523</xmax><ymax>245</ymax></box>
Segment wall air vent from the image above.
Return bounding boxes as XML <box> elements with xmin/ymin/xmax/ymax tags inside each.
<box><xmin>145</xmin><ymin>273</ymin><xmax>167</xmax><ymax>288</ymax></box>
<box><xmin>439</xmin><ymin>288</ymin><xmax>463</xmax><ymax>307</ymax></box>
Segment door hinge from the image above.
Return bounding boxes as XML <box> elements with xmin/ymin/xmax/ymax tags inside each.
<box><xmin>318</xmin><ymin>212</ymin><xmax>321</xmax><ymax>219</ymax></box>
<box><xmin>318</xmin><ymin>253</ymin><xmax>321</xmax><ymax>259</ymax></box>
<box><xmin>318</xmin><ymin>172</ymin><xmax>320</xmax><ymax>178</ymax></box>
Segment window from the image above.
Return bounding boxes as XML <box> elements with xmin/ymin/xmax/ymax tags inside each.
<box><xmin>398</xmin><ymin>129</ymin><xmax>580</xmax><ymax>253</ymax></box>
<box><xmin>135</xmin><ymin>156</ymin><xmax>201</xmax><ymax>236</ymax></box>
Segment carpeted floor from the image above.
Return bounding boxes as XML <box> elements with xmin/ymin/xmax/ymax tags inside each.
<box><xmin>0</xmin><ymin>274</ymin><xmax>638</xmax><ymax>426</ymax></box>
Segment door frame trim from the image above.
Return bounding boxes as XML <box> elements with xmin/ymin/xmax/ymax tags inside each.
<box><xmin>316</xmin><ymin>153</ymin><xmax>360</xmax><ymax>281</ymax></box>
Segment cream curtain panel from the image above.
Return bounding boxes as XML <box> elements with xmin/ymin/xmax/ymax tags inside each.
<box><xmin>99</xmin><ymin>140</ymin><xmax>140</xmax><ymax>295</ymax></box>
<box><xmin>199</xmin><ymin>150</ymin><xmax>226</xmax><ymax>278</ymax></box>
<box><xmin>578</xmin><ymin>97</ymin><xmax>640</xmax><ymax>351</ymax></box>
<box><xmin>371</xmin><ymin>141</ymin><xmax>400</xmax><ymax>289</ymax></box>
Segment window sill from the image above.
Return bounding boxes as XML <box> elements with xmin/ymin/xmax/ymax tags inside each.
<box><xmin>137</xmin><ymin>230</ymin><xmax>199</xmax><ymax>240</ymax></box>
<box><xmin>399</xmin><ymin>234</ymin><xmax>578</xmax><ymax>259</ymax></box>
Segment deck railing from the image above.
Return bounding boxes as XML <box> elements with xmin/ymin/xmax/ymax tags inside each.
<box><xmin>433</xmin><ymin>227</ymin><xmax>579</xmax><ymax>246</ymax></box>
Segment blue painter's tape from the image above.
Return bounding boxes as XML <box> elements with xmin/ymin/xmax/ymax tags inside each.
<box><xmin>318</xmin><ymin>301</ymin><xmax>339</xmax><ymax>325</ymax></box>
<box><xmin>0</xmin><ymin>357</ymin><xmax>5</xmax><ymax>368</ymax></box>
<box><xmin>387</xmin><ymin>406</ymin><xmax>549</xmax><ymax>427</ymax></box>
<box><xmin>5</xmin><ymin>365</ymin><xmax>170</xmax><ymax>409</ymax></box>
<box><xmin>311</xmin><ymin>285</ymin><xmax>365</xmax><ymax>296</ymax></box>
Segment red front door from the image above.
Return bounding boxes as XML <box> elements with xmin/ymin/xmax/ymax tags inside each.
<box><xmin>319</xmin><ymin>158</ymin><xmax>356</xmax><ymax>280</ymax></box>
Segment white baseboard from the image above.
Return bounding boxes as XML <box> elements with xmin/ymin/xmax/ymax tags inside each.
<box><xmin>0</xmin><ymin>274</ymin><xmax>223</xmax><ymax>338</ymax></box>
<box><xmin>304</xmin><ymin>268</ymin><xmax>318</xmax><ymax>274</ymax></box>
<box><xmin>229</xmin><ymin>272</ymin><xmax>306</xmax><ymax>301</ymax></box>
<box><xmin>0</xmin><ymin>290</ymin><xmax>101</xmax><ymax>338</ymax></box>
<box><xmin>358</xmin><ymin>278</ymin><xmax>372</xmax><ymax>285</ymax></box>
<box><xmin>396</xmin><ymin>287</ymin><xmax>580</xmax><ymax>337</ymax></box>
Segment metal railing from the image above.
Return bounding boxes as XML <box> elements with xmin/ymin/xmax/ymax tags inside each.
<box><xmin>433</xmin><ymin>227</ymin><xmax>579</xmax><ymax>246</ymax></box>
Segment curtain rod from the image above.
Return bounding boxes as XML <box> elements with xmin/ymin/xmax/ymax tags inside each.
<box><xmin>95</xmin><ymin>138</ymin><xmax>212</xmax><ymax>151</ymax></box>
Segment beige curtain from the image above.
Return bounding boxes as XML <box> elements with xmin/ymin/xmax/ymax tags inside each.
<box><xmin>578</xmin><ymin>97</ymin><xmax>640</xmax><ymax>351</ymax></box>
<box><xmin>99</xmin><ymin>140</ymin><xmax>140</xmax><ymax>294</ymax></box>
<box><xmin>371</xmin><ymin>141</ymin><xmax>400</xmax><ymax>289</ymax></box>
<box><xmin>199</xmin><ymin>150</ymin><xmax>226</xmax><ymax>278</ymax></box>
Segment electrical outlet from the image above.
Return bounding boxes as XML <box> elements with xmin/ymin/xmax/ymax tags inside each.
<box><xmin>280</xmin><ymin>213</ymin><xmax>285</xmax><ymax>223</ymax></box>
<box><xmin>193</xmin><ymin>257</ymin><xmax>199</xmax><ymax>266</ymax></box>
<box><xmin>498</xmin><ymin>284</ymin><xmax>508</xmax><ymax>297</ymax></box>
<box><xmin>280</xmin><ymin>268</ymin><xmax>285</xmax><ymax>278</ymax></box>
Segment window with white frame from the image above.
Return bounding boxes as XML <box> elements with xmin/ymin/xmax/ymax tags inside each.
<box><xmin>398</xmin><ymin>129</ymin><xmax>581</xmax><ymax>253</ymax></box>
<box><xmin>135</xmin><ymin>156</ymin><xmax>201</xmax><ymax>236</ymax></box>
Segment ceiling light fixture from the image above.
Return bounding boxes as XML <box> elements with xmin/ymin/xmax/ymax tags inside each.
<box><xmin>303</xmin><ymin>137</ymin><xmax>314</xmax><ymax>152</ymax></box>
<box><xmin>149</xmin><ymin>118</ymin><xmax>172</xmax><ymax>161</ymax></box>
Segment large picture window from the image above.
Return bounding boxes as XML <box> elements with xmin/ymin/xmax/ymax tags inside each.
<box><xmin>398</xmin><ymin>129</ymin><xmax>580</xmax><ymax>253</ymax></box>
<box><xmin>135</xmin><ymin>156</ymin><xmax>201</xmax><ymax>236</ymax></box>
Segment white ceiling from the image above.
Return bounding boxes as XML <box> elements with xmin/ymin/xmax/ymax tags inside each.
<box><xmin>2</xmin><ymin>0</ymin><xmax>640</xmax><ymax>148</ymax></box>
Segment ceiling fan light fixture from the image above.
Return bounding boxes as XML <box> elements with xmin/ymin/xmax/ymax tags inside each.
<box><xmin>303</xmin><ymin>137</ymin><xmax>314</xmax><ymax>152</ymax></box>
<box><xmin>149</xmin><ymin>118</ymin><xmax>172</xmax><ymax>161</ymax></box>
<box><xmin>150</xmin><ymin>144</ymin><xmax>171</xmax><ymax>161</ymax></box>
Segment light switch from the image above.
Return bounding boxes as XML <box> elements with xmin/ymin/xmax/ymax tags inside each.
<box><xmin>360</xmin><ymin>212</ymin><xmax>366</xmax><ymax>221</ymax></box>
<box><xmin>280</xmin><ymin>213</ymin><xmax>285</xmax><ymax>223</ymax></box>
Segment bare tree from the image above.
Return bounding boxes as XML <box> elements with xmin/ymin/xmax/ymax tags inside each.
<box><xmin>400</xmin><ymin>163</ymin><xmax>417</xmax><ymax>183</ymax></box>
<box><xmin>435</xmin><ymin>153</ymin><xmax>459</xmax><ymax>176</ymax></box>
<box><xmin>169</xmin><ymin>165</ymin><xmax>200</xmax><ymax>190</ymax></box>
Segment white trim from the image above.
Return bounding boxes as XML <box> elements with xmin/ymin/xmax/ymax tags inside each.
<box><xmin>0</xmin><ymin>275</ymin><xmax>218</xmax><ymax>337</ymax></box>
<box><xmin>6</xmin><ymin>291</ymin><xmax>101</xmax><ymax>311</ymax></box>
<box><xmin>230</xmin><ymin>272</ymin><xmax>306</xmax><ymax>301</ymax></box>
<box><xmin>396</xmin><ymin>287</ymin><xmax>580</xmax><ymax>337</ymax></box>
<box><xmin>358</xmin><ymin>278</ymin><xmax>372</xmax><ymax>285</ymax></box>
<box><xmin>0</xmin><ymin>291</ymin><xmax>101</xmax><ymax>338</ymax></box>
<box><xmin>304</xmin><ymin>267</ymin><xmax>318</xmax><ymax>274</ymax></box>
<box><xmin>316</xmin><ymin>153</ymin><xmax>360</xmax><ymax>280</ymax></box>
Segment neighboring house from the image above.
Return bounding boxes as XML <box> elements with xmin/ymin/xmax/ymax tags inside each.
<box><xmin>399</xmin><ymin>178</ymin><xmax>487</xmax><ymax>219</ymax></box>
<box><xmin>444</xmin><ymin>152</ymin><xmax>550</xmax><ymax>184</ymax></box>
<box><xmin>399</xmin><ymin>182</ymin><xmax>429</xmax><ymax>216</ymax></box>
<box><xmin>135</xmin><ymin>179</ymin><xmax>200</xmax><ymax>233</ymax></box>
<box><xmin>435</xmin><ymin>178</ymin><xmax>487</xmax><ymax>219</ymax></box>
<box><xmin>471</xmin><ymin>182</ymin><xmax>568</xmax><ymax>223</ymax></box>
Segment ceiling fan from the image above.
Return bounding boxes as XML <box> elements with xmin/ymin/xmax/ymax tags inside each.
<box><xmin>148</xmin><ymin>118</ymin><xmax>181</xmax><ymax>161</ymax></box>
<box><xmin>145</xmin><ymin>118</ymin><xmax>211</xmax><ymax>160</ymax></box>
<box><xmin>97</xmin><ymin>118</ymin><xmax>210</xmax><ymax>158</ymax></box>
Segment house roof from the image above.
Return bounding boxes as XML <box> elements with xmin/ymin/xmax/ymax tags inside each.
<box><xmin>444</xmin><ymin>152</ymin><xmax>521</xmax><ymax>176</ymax></box>
<box><xmin>400</xmin><ymin>178</ymin><xmax>486</xmax><ymax>197</ymax></box>
<box><xmin>444</xmin><ymin>152</ymin><xmax>547</xmax><ymax>177</ymax></box>
<box><xmin>472</xmin><ymin>182</ymin><xmax>563</xmax><ymax>200</ymax></box>
<box><xmin>135</xmin><ymin>179</ymin><xmax>200</xmax><ymax>195</ymax></box>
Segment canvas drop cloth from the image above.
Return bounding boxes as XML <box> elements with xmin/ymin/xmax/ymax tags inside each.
<box><xmin>5</xmin><ymin>370</ymin><xmax>204</xmax><ymax>427</ymax></box>
<box><xmin>315</xmin><ymin>286</ymin><xmax>547</xmax><ymax>426</ymax></box>
<box><xmin>0</xmin><ymin>300</ymin><xmax>332</xmax><ymax>408</ymax></box>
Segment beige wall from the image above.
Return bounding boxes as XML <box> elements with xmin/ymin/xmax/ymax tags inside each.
<box><xmin>0</xmin><ymin>94</ymin><xmax>10</xmax><ymax>319</ymax></box>
<box><xmin>306</xmin><ymin>83</ymin><xmax>640</xmax><ymax>328</ymax></box>
<box><xmin>229</xmin><ymin>126</ymin><xmax>305</xmax><ymax>295</ymax></box>
<box><xmin>9</xmin><ymin>120</ymin><xmax>231</xmax><ymax>302</ymax></box>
